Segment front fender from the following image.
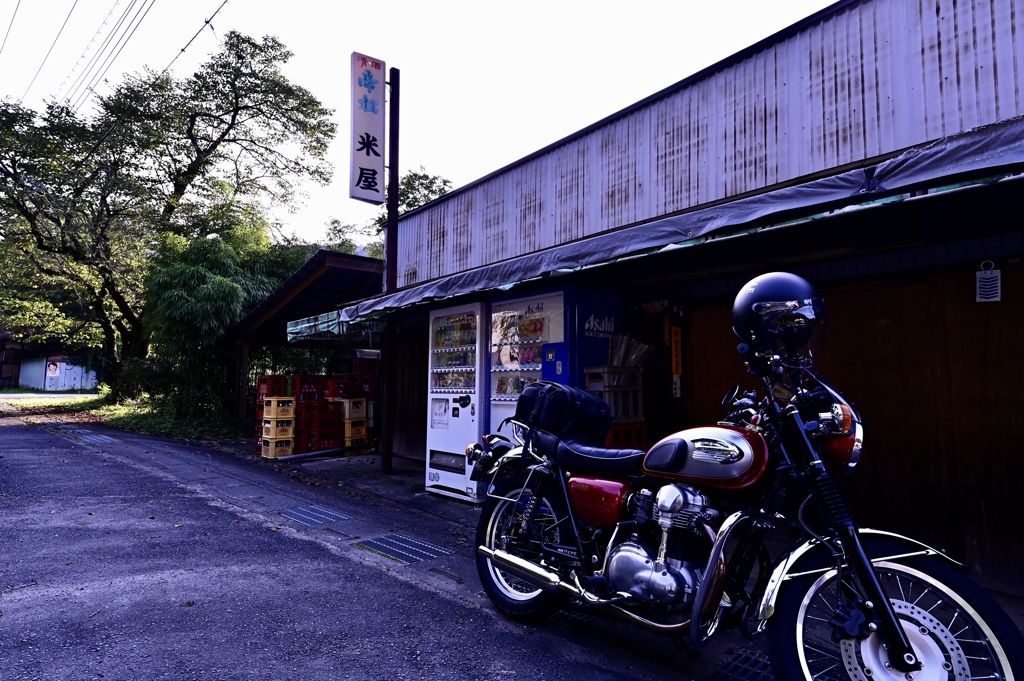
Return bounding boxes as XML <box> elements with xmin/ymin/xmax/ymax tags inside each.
<box><xmin>756</xmin><ymin>528</ymin><xmax>961</xmax><ymax>622</ymax></box>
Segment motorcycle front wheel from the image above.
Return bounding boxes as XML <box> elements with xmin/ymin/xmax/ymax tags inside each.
<box><xmin>768</xmin><ymin>552</ymin><xmax>1024</xmax><ymax>680</ymax></box>
<box><xmin>475</xmin><ymin>471</ymin><xmax>569</xmax><ymax>622</ymax></box>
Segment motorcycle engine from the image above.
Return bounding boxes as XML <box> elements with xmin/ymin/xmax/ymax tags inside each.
<box><xmin>605</xmin><ymin>483</ymin><xmax>715</xmax><ymax>606</ymax></box>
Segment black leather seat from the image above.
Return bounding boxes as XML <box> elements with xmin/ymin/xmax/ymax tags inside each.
<box><xmin>530</xmin><ymin>430</ymin><xmax>645</xmax><ymax>476</ymax></box>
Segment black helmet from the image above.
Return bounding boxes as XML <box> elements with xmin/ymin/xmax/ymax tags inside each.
<box><xmin>732</xmin><ymin>272</ymin><xmax>828</xmax><ymax>367</ymax></box>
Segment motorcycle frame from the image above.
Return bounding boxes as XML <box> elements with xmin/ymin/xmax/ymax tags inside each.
<box><xmin>480</xmin><ymin>371</ymin><xmax>943</xmax><ymax>671</ymax></box>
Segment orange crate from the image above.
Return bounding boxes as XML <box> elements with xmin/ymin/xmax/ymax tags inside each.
<box><xmin>261</xmin><ymin>438</ymin><xmax>294</xmax><ymax>458</ymax></box>
<box><xmin>264</xmin><ymin>397</ymin><xmax>295</xmax><ymax>418</ymax></box>
<box><xmin>342</xmin><ymin>418</ymin><xmax>367</xmax><ymax>438</ymax></box>
<box><xmin>262</xmin><ymin>418</ymin><xmax>294</xmax><ymax>439</ymax></box>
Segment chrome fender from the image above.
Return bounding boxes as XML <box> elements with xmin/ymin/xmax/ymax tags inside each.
<box><xmin>755</xmin><ymin>528</ymin><xmax>961</xmax><ymax>623</ymax></box>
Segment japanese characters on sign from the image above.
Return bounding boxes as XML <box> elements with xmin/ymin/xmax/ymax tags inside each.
<box><xmin>350</xmin><ymin>52</ymin><xmax>386</xmax><ymax>205</ymax></box>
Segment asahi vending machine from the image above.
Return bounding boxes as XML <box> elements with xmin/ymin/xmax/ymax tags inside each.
<box><xmin>425</xmin><ymin>302</ymin><xmax>488</xmax><ymax>502</ymax></box>
<box><xmin>489</xmin><ymin>288</ymin><xmax>618</xmax><ymax>430</ymax></box>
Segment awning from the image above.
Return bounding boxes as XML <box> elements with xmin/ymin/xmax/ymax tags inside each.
<box><xmin>286</xmin><ymin>313</ymin><xmax>385</xmax><ymax>343</ymax></box>
<box><xmin>337</xmin><ymin>115</ymin><xmax>1024</xmax><ymax>323</ymax></box>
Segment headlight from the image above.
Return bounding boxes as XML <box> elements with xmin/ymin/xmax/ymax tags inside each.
<box><xmin>819</xmin><ymin>422</ymin><xmax>863</xmax><ymax>474</ymax></box>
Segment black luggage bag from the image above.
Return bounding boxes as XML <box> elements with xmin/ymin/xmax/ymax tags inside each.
<box><xmin>513</xmin><ymin>381</ymin><xmax>611</xmax><ymax>445</ymax></box>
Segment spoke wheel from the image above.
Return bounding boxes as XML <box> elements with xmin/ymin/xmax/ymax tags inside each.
<box><xmin>475</xmin><ymin>472</ymin><xmax>569</xmax><ymax>621</ymax></box>
<box><xmin>769</xmin><ymin>555</ymin><xmax>1024</xmax><ymax>681</ymax></box>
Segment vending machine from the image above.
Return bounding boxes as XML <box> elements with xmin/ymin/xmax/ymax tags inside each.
<box><xmin>425</xmin><ymin>302</ymin><xmax>488</xmax><ymax>502</ymax></box>
<box><xmin>489</xmin><ymin>288</ymin><xmax>619</xmax><ymax>430</ymax></box>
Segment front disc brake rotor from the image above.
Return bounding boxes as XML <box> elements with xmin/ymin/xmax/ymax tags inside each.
<box><xmin>839</xmin><ymin>600</ymin><xmax>968</xmax><ymax>681</ymax></box>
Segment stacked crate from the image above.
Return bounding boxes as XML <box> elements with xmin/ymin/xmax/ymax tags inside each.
<box><xmin>254</xmin><ymin>368</ymin><xmax>377</xmax><ymax>458</ymax></box>
<box><xmin>261</xmin><ymin>396</ymin><xmax>296</xmax><ymax>457</ymax></box>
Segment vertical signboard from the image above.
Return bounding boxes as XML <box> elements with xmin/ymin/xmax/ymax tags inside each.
<box><xmin>350</xmin><ymin>52</ymin><xmax>386</xmax><ymax>205</ymax></box>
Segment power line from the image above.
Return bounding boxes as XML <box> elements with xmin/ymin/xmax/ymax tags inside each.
<box><xmin>73</xmin><ymin>0</ymin><xmax>156</xmax><ymax>113</ymax></box>
<box><xmin>77</xmin><ymin>0</ymin><xmax>231</xmax><ymax>166</ymax></box>
<box><xmin>21</xmin><ymin>0</ymin><xmax>79</xmax><ymax>103</ymax></box>
<box><xmin>64</xmin><ymin>0</ymin><xmax>142</xmax><ymax>108</ymax></box>
<box><xmin>54</xmin><ymin>0</ymin><xmax>123</xmax><ymax>102</ymax></box>
<box><xmin>0</xmin><ymin>0</ymin><xmax>20</xmax><ymax>60</ymax></box>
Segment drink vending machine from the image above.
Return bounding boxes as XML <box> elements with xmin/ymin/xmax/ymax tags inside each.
<box><xmin>424</xmin><ymin>290</ymin><xmax>618</xmax><ymax>503</ymax></box>
<box><xmin>489</xmin><ymin>289</ymin><xmax>618</xmax><ymax>433</ymax></box>
<box><xmin>425</xmin><ymin>302</ymin><xmax>488</xmax><ymax>502</ymax></box>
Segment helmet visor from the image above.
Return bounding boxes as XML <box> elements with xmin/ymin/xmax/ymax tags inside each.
<box><xmin>753</xmin><ymin>297</ymin><xmax>827</xmax><ymax>365</ymax></box>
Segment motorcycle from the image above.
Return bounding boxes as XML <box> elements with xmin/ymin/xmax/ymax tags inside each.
<box><xmin>467</xmin><ymin>272</ymin><xmax>1024</xmax><ymax>680</ymax></box>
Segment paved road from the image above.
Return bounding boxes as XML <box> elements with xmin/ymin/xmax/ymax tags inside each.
<box><xmin>5</xmin><ymin>406</ymin><xmax>1020</xmax><ymax>681</ymax></box>
<box><xmin>0</xmin><ymin>409</ymin><xmax>764</xmax><ymax>681</ymax></box>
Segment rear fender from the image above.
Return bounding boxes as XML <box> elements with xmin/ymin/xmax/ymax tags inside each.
<box><xmin>477</xmin><ymin>447</ymin><xmax>532</xmax><ymax>487</ymax></box>
<box><xmin>755</xmin><ymin>528</ymin><xmax>961</xmax><ymax>622</ymax></box>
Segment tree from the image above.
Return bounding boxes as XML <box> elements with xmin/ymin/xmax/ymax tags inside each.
<box><xmin>316</xmin><ymin>166</ymin><xmax>451</xmax><ymax>258</ymax></box>
<box><xmin>0</xmin><ymin>32</ymin><xmax>336</xmax><ymax>394</ymax></box>
<box><xmin>371</xmin><ymin>166</ymin><xmax>453</xmax><ymax>232</ymax></box>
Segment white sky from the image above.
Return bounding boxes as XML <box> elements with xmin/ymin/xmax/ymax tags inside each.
<box><xmin>0</xmin><ymin>0</ymin><xmax>836</xmax><ymax>244</ymax></box>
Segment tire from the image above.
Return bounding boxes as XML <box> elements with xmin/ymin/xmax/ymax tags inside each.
<box><xmin>768</xmin><ymin>548</ymin><xmax>1024</xmax><ymax>680</ymax></box>
<box><xmin>475</xmin><ymin>471</ymin><xmax>570</xmax><ymax>622</ymax></box>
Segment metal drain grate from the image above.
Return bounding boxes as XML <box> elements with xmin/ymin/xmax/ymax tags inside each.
<box><xmin>550</xmin><ymin>610</ymin><xmax>598</xmax><ymax>631</ymax></box>
<box><xmin>281</xmin><ymin>505</ymin><xmax>351</xmax><ymax>526</ymax></box>
<box><xmin>62</xmin><ymin>428</ymin><xmax>116</xmax><ymax>445</ymax></box>
<box><xmin>710</xmin><ymin>649</ymin><xmax>773</xmax><ymax>681</ymax></box>
<box><xmin>353</xmin><ymin>534</ymin><xmax>454</xmax><ymax>564</ymax></box>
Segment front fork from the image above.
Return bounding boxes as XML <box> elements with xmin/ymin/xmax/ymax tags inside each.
<box><xmin>814</xmin><ymin>474</ymin><xmax>921</xmax><ymax>673</ymax></box>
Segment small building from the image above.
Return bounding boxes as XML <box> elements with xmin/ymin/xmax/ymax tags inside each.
<box><xmin>18</xmin><ymin>355</ymin><xmax>98</xmax><ymax>391</ymax></box>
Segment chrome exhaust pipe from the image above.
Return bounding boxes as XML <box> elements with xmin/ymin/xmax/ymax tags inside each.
<box><xmin>479</xmin><ymin>546</ymin><xmax>696</xmax><ymax>634</ymax></box>
<box><xmin>478</xmin><ymin>546</ymin><xmax>581</xmax><ymax>596</ymax></box>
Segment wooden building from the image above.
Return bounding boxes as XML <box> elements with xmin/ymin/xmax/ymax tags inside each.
<box><xmin>295</xmin><ymin>0</ymin><xmax>1024</xmax><ymax>589</ymax></box>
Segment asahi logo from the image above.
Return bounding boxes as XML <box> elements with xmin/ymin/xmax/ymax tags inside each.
<box><xmin>584</xmin><ymin>314</ymin><xmax>615</xmax><ymax>337</ymax></box>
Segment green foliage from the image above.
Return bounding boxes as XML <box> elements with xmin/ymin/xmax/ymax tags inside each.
<box><xmin>0</xmin><ymin>31</ymin><xmax>336</xmax><ymax>398</ymax></box>
<box><xmin>370</xmin><ymin>165</ymin><xmax>453</xmax><ymax>234</ymax></box>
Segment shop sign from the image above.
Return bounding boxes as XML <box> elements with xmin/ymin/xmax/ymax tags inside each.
<box><xmin>583</xmin><ymin>314</ymin><xmax>615</xmax><ymax>339</ymax></box>
<box><xmin>642</xmin><ymin>300</ymin><xmax>669</xmax><ymax>314</ymax></box>
<box><xmin>671</xmin><ymin>326</ymin><xmax>683</xmax><ymax>376</ymax></box>
<box><xmin>350</xmin><ymin>52</ymin><xmax>386</xmax><ymax>205</ymax></box>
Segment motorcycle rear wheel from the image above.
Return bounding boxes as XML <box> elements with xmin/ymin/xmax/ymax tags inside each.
<box><xmin>768</xmin><ymin>553</ymin><xmax>1024</xmax><ymax>680</ymax></box>
<box><xmin>475</xmin><ymin>472</ymin><xmax>569</xmax><ymax>622</ymax></box>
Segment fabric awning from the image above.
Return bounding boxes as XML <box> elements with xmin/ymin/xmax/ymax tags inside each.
<box><xmin>286</xmin><ymin>313</ymin><xmax>385</xmax><ymax>343</ymax></box>
<box><xmin>337</xmin><ymin>115</ymin><xmax>1024</xmax><ymax>323</ymax></box>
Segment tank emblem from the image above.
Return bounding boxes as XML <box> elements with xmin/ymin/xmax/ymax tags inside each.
<box><xmin>691</xmin><ymin>438</ymin><xmax>744</xmax><ymax>465</ymax></box>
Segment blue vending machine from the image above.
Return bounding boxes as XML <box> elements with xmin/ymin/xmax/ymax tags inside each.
<box><xmin>488</xmin><ymin>287</ymin><xmax>619</xmax><ymax>431</ymax></box>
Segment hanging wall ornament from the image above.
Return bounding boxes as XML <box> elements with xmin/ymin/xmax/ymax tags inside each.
<box><xmin>976</xmin><ymin>261</ymin><xmax>1001</xmax><ymax>302</ymax></box>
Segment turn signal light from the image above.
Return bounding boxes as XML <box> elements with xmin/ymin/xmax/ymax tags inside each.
<box><xmin>834</xmin><ymin>403</ymin><xmax>853</xmax><ymax>433</ymax></box>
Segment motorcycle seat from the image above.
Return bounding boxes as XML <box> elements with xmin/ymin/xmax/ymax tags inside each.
<box><xmin>531</xmin><ymin>429</ymin><xmax>645</xmax><ymax>475</ymax></box>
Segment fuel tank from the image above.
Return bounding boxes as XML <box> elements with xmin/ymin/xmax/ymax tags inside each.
<box><xmin>642</xmin><ymin>425</ymin><xmax>768</xmax><ymax>489</ymax></box>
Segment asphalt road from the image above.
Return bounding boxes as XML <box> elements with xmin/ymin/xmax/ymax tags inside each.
<box><xmin>0</xmin><ymin>408</ymin><xmax>765</xmax><ymax>681</ymax></box>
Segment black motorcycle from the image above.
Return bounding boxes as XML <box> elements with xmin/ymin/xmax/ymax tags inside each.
<box><xmin>469</xmin><ymin>271</ymin><xmax>1024</xmax><ymax>680</ymax></box>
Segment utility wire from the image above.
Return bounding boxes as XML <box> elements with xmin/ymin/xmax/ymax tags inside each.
<box><xmin>73</xmin><ymin>0</ymin><xmax>155</xmax><ymax>113</ymax></box>
<box><xmin>77</xmin><ymin>0</ymin><xmax>231</xmax><ymax>166</ymax></box>
<box><xmin>21</xmin><ymin>0</ymin><xmax>80</xmax><ymax>103</ymax></box>
<box><xmin>65</xmin><ymin>0</ymin><xmax>141</xmax><ymax>108</ymax></box>
<box><xmin>0</xmin><ymin>0</ymin><xmax>20</xmax><ymax>60</ymax></box>
<box><xmin>55</xmin><ymin>0</ymin><xmax>122</xmax><ymax>102</ymax></box>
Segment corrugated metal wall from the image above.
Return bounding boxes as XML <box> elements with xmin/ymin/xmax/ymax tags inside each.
<box><xmin>398</xmin><ymin>0</ymin><xmax>1024</xmax><ymax>288</ymax></box>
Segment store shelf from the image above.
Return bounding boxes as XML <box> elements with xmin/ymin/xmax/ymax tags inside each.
<box><xmin>491</xmin><ymin>365</ymin><xmax>541</xmax><ymax>372</ymax></box>
<box><xmin>432</xmin><ymin>345</ymin><xmax>476</xmax><ymax>353</ymax></box>
<box><xmin>430</xmin><ymin>387</ymin><xmax>477</xmax><ymax>394</ymax></box>
<box><xmin>432</xmin><ymin>367</ymin><xmax>476</xmax><ymax>373</ymax></box>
